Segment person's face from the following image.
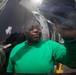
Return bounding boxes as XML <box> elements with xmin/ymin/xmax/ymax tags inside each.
<box><xmin>25</xmin><ymin>22</ymin><xmax>42</xmax><ymax>42</ymax></box>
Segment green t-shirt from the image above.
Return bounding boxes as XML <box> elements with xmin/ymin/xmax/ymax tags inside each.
<box><xmin>7</xmin><ymin>39</ymin><xmax>76</xmax><ymax>73</ymax></box>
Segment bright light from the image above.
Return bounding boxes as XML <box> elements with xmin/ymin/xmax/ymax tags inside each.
<box><xmin>31</xmin><ymin>0</ymin><xmax>43</xmax><ymax>5</ymax></box>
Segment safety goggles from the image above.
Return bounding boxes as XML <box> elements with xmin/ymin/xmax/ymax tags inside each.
<box><xmin>28</xmin><ymin>25</ymin><xmax>43</xmax><ymax>31</ymax></box>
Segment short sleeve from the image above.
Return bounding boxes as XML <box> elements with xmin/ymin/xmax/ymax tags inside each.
<box><xmin>52</xmin><ymin>41</ymin><xmax>66</xmax><ymax>62</ymax></box>
<box><xmin>6</xmin><ymin>57</ymin><xmax>14</xmax><ymax>73</ymax></box>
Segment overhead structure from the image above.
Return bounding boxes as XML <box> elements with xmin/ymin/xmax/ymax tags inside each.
<box><xmin>0</xmin><ymin>0</ymin><xmax>51</xmax><ymax>44</ymax></box>
<box><xmin>30</xmin><ymin>0</ymin><xmax>43</xmax><ymax>5</ymax></box>
<box><xmin>39</xmin><ymin>0</ymin><xmax>76</xmax><ymax>30</ymax></box>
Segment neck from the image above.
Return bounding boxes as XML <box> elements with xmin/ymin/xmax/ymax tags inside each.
<box><xmin>26</xmin><ymin>40</ymin><xmax>39</xmax><ymax>46</ymax></box>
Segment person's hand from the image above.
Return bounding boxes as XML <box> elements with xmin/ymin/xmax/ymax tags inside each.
<box><xmin>54</xmin><ymin>19</ymin><xmax>76</xmax><ymax>39</ymax></box>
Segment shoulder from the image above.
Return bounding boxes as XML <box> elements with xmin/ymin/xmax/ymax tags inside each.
<box><xmin>9</xmin><ymin>41</ymin><xmax>25</xmax><ymax>58</ymax></box>
<box><xmin>44</xmin><ymin>40</ymin><xmax>58</xmax><ymax>45</ymax></box>
<box><xmin>45</xmin><ymin>40</ymin><xmax>65</xmax><ymax>48</ymax></box>
<box><xmin>41</xmin><ymin>40</ymin><xmax>58</xmax><ymax>47</ymax></box>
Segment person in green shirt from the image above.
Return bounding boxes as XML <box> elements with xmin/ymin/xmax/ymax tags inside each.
<box><xmin>7</xmin><ymin>20</ymin><xmax>76</xmax><ymax>74</ymax></box>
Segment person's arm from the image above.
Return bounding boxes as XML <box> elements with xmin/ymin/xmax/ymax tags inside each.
<box><xmin>52</xmin><ymin>37</ymin><xmax>76</xmax><ymax>69</ymax></box>
<box><xmin>6</xmin><ymin>51</ymin><xmax>18</xmax><ymax>75</ymax></box>
<box><xmin>6</xmin><ymin>57</ymin><xmax>14</xmax><ymax>73</ymax></box>
<box><xmin>52</xmin><ymin>19</ymin><xmax>76</xmax><ymax>68</ymax></box>
<box><xmin>6</xmin><ymin>42</ymin><xmax>24</xmax><ymax>74</ymax></box>
<box><xmin>6</xmin><ymin>45</ymin><xmax>17</xmax><ymax>73</ymax></box>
